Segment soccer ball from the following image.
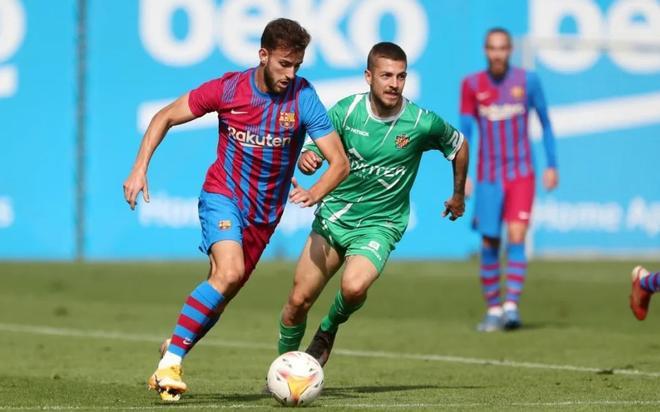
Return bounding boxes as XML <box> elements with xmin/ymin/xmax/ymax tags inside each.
<box><xmin>266</xmin><ymin>351</ymin><xmax>324</xmax><ymax>406</ymax></box>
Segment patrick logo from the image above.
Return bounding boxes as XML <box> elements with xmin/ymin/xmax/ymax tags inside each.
<box><xmin>218</xmin><ymin>220</ymin><xmax>232</xmax><ymax>230</ymax></box>
<box><xmin>279</xmin><ymin>112</ymin><xmax>296</xmax><ymax>129</ymax></box>
<box><xmin>395</xmin><ymin>134</ymin><xmax>410</xmax><ymax>149</ymax></box>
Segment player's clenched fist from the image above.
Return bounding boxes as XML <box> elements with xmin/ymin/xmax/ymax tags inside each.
<box><xmin>297</xmin><ymin>151</ymin><xmax>323</xmax><ymax>175</ymax></box>
<box><xmin>442</xmin><ymin>194</ymin><xmax>465</xmax><ymax>221</ymax></box>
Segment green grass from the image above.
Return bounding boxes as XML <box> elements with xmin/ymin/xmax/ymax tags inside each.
<box><xmin>1</xmin><ymin>259</ymin><xmax>660</xmax><ymax>411</ymax></box>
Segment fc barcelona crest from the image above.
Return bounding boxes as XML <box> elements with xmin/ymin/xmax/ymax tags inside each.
<box><xmin>395</xmin><ymin>134</ymin><xmax>410</xmax><ymax>149</ymax></box>
<box><xmin>279</xmin><ymin>111</ymin><xmax>296</xmax><ymax>129</ymax></box>
<box><xmin>510</xmin><ymin>86</ymin><xmax>525</xmax><ymax>99</ymax></box>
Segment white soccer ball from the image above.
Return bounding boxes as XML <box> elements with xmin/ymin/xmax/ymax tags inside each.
<box><xmin>266</xmin><ymin>351</ymin><xmax>324</xmax><ymax>407</ymax></box>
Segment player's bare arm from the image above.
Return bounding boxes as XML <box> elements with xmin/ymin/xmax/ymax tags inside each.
<box><xmin>297</xmin><ymin>150</ymin><xmax>324</xmax><ymax>175</ymax></box>
<box><xmin>289</xmin><ymin>131</ymin><xmax>348</xmax><ymax>207</ymax></box>
<box><xmin>443</xmin><ymin>139</ymin><xmax>469</xmax><ymax>221</ymax></box>
<box><xmin>123</xmin><ymin>93</ymin><xmax>197</xmax><ymax>210</ymax></box>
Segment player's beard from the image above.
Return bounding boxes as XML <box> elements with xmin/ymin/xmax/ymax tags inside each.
<box><xmin>488</xmin><ymin>59</ymin><xmax>508</xmax><ymax>78</ymax></box>
<box><xmin>264</xmin><ymin>66</ymin><xmax>286</xmax><ymax>94</ymax></box>
<box><xmin>373</xmin><ymin>89</ymin><xmax>402</xmax><ymax>112</ymax></box>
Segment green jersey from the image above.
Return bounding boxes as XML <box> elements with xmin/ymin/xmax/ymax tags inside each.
<box><xmin>306</xmin><ymin>93</ymin><xmax>464</xmax><ymax>241</ymax></box>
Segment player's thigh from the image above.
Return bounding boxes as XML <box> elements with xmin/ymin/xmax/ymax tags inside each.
<box><xmin>291</xmin><ymin>231</ymin><xmax>344</xmax><ymax>301</ymax></box>
<box><xmin>198</xmin><ymin>190</ymin><xmax>245</xmax><ymax>255</ymax></box>
<box><xmin>342</xmin><ymin>231</ymin><xmax>395</xmax><ymax>295</ymax></box>
<box><xmin>341</xmin><ymin>255</ymin><xmax>380</xmax><ymax>298</ymax></box>
<box><xmin>207</xmin><ymin>240</ymin><xmax>245</xmax><ymax>299</ymax></box>
<box><xmin>473</xmin><ymin>181</ymin><xmax>505</xmax><ymax>238</ymax></box>
<box><xmin>503</xmin><ymin>175</ymin><xmax>535</xmax><ymax>226</ymax></box>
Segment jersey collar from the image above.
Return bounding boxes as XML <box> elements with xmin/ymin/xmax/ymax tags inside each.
<box><xmin>365</xmin><ymin>93</ymin><xmax>408</xmax><ymax>123</ymax></box>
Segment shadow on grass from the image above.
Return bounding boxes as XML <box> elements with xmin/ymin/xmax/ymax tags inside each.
<box><xmin>172</xmin><ymin>384</ymin><xmax>485</xmax><ymax>405</ymax></box>
<box><xmin>323</xmin><ymin>384</ymin><xmax>484</xmax><ymax>397</ymax></box>
<box><xmin>179</xmin><ymin>392</ymin><xmax>272</xmax><ymax>404</ymax></box>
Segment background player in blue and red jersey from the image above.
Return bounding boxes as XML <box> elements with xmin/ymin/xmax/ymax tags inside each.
<box><xmin>459</xmin><ymin>28</ymin><xmax>558</xmax><ymax>332</ymax></box>
<box><xmin>123</xmin><ymin>18</ymin><xmax>348</xmax><ymax>401</ymax></box>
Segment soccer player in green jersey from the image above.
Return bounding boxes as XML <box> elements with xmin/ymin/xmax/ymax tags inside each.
<box><xmin>276</xmin><ymin>42</ymin><xmax>469</xmax><ymax>367</ymax></box>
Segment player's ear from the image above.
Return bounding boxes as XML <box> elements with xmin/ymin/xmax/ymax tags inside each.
<box><xmin>364</xmin><ymin>69</ymin><xmax>372</xmax><ymax>86</ymax></box>
<box><xmin>258</xmin><ymin>48</ymin><xmax>268</xmax><ymax>65</ymax></box>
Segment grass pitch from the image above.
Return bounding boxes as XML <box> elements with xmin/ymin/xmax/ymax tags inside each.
<box><xmin>1</xmin><ymin>259</ymin><xmax>660</xmax><ymax>410</ymax></box>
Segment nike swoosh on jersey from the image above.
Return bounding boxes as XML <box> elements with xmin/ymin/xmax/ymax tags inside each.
<box><xmin>230</xmin><ymin>109</ymin><xmax>248</xmax><ymax>115</ymax></box>
<box><xmin>476</xmin><ymin>92</ymin><xmax>490</xmax><ymax>100</ymax></box>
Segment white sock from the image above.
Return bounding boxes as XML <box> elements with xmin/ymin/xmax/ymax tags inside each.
<box><xmin>487</xmin><ymin>306</ymin><xmax>503</xmax><ymax>316</ymax></box>
<box><xmin>503</xmin><ymin>301</ymin><xmax>518</xmax><ymax>312</ymax></box>
<box><xmin>158</xmin><ymin>351</ymin><xmax>183</xmax><ymax>369</ymax></box>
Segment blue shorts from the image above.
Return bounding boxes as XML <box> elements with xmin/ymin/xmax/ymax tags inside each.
<box><xmin>198</xmin><ymin>190</ymin><xmax>246</xmax><ymax>254</ymax></box>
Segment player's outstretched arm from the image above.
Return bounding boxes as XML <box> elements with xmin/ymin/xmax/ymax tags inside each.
<box><xmin>289</xmin><ymin>131</ymin><xmax>348</xmax><ymax>207</ymax></box>
<box><xmin>442</xmin><ymin>139</ymin><xmax>469</xmax><ymax>221</ymax></box>
<box><xmin>123</xmin><ymin>93</ymin><xmax>197</xmax><ymax>210</ymax></box>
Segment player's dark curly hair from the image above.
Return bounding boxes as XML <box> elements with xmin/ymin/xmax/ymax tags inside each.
<box><xmin>261</xmin><ymin>18</ymin><xmax>311</xmax><ymax>52</ymax></box>
<box><xmin>367</xmin><ymin>42</ymin><xmax>407</xmax><ymax>70</ymax></box>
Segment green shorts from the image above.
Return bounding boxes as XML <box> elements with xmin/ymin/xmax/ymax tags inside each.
<box><xmin>311</xmin><ymin>217</ymin><xmax>397</xmax><ymax>274</ymax></box>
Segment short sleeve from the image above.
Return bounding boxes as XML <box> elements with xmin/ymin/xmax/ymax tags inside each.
<box><xmin>188</xmin><ymin>78</ymin><xmax>223</xmax><ymax>117</ymax></box>
<box><xmin>301</xmin><ymin>103</ymin><xmax>345</xmax><ymax>160</ymax></box>
<box><xmin>422</xmin><ymin>110</ymin><xmax>465</xmax><ymax>160</ymax></box>
<box><xmin>298</xmin><ymin>83</ymin><xmax>334</xmax><ymax>140</ymax></box>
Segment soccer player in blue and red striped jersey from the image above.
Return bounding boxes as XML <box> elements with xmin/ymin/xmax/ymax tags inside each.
<box><xmin>459</xmin><ymin>28</ymin><xmax>558</xmax><ymax>332</ymax></box>
<box><xmin>123</xmin><ymin>18</ymin><xmax>348</xmax><ymax>401</ymax></box>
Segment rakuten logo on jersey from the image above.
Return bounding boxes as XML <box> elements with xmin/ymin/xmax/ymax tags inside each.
<box><xmin>478</xmin><ymin>103</ymin><xmax>526</xmax><ymax>121</ymax></box>
<box><xmin>228</xmin><ymin>126</ymin><xmax>291</xmax><ymax>148</ymax></box>
<box><xmin>0</xmin><ymin>0</ymin><xmax>25</xmax><ymax>98</ymax></box>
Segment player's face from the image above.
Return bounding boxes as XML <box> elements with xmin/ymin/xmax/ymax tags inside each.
<box><xmin>365</xmin><ymin>57</ymin><xmax>407</xmax><ymax>112</ymax></box>
<box><xmin>485</xmin><ymin>32</ymin><xmax>512</xmax><ymax>76</ymax></box>
<box><xmin>259</xmin><ymin>47</ymin><xmax>304</xmax><ymax>94</ymax></box>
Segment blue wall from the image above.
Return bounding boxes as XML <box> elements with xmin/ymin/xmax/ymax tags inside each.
<box><xmin>1</xmin><ymin>0</ymin><xmax>658</xmax><ymax>260</ymax></box>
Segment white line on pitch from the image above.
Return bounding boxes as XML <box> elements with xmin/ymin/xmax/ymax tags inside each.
<box><xmin>0</xmin><ymin>322</ymin><xmax>658</xmax><ymax>378</ymax></box>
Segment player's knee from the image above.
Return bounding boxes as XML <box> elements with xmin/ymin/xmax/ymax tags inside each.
<box><xmin>209</xmin><ymin>266</ymin><xmax>246</xmax><ymax>295</ymax></box>
<box><xmin>288</xmin><ymin>290</ymin><xmax>314</xmax><ymax>314</ymax></box>
<box><xmin>341</xmin><ymin>280</ymin><xmax>368</xmax><ymax>303</ymax></box>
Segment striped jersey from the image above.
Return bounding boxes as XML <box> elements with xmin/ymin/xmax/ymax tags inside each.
<box><xmin>188</xmin><ymin>67</ymin><xmax>333</xmax><ymax>225</ymax></box>
<box><xmin>460</xmin><ymin>66</ymin><xmax>556</xmax><ymax>183</ymax></box>
<box><xmin>305</xmin><ymin>93</ymin><xmax>464</xmax><ymax>241</ymax></box>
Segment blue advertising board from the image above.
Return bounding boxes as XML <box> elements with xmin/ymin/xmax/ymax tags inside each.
<box><xmin>0</xmin><ymin>0</ymin><xmax>77</xmax><ymax>259</ymax></box>
<box><xmin>1</xmin><ymin>0</ymin><xmax>658</xmax><ymax>260</ymax></box>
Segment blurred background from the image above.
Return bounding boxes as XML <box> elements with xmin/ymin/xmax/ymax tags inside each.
<box><xmin>0</xmin><ymin>0</ymin><xmax>658</xmax><ymax>261</ymax></box>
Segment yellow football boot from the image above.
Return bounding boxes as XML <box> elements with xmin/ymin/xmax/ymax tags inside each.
<box><xmin>147</xmin><ymin>365</ymin><xmax>187</xmax><ymax>401</ymax></box>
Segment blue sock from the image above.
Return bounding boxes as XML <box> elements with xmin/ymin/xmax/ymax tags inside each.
<box><xmin>168</xmin><ymin>281</ymin><xmax>224</xmax><ymax>358</ymax></box>
<box><xmin>505</xmin><ymin>243</ymin><xmax>527</xmax><ymax>305</ymax></box>
<box><xmin>480</xmin><ymin>245</ymin><xmax>501</xmax><ymax>307</ymax></box>
<box><xmin>641</xmin><ymin>272</ymin><xmax>660</xmax><ymax>293</ymax></box>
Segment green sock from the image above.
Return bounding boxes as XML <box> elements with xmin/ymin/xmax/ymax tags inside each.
<box><xmin>320</xmin><ymin>291</ymin><xmax>365</xmax><ymax>333</ymax></box>
<box><xmin>278</xmin><ymin>320</ymin><xmax>306</xmax><ymax>355</ymax></box>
